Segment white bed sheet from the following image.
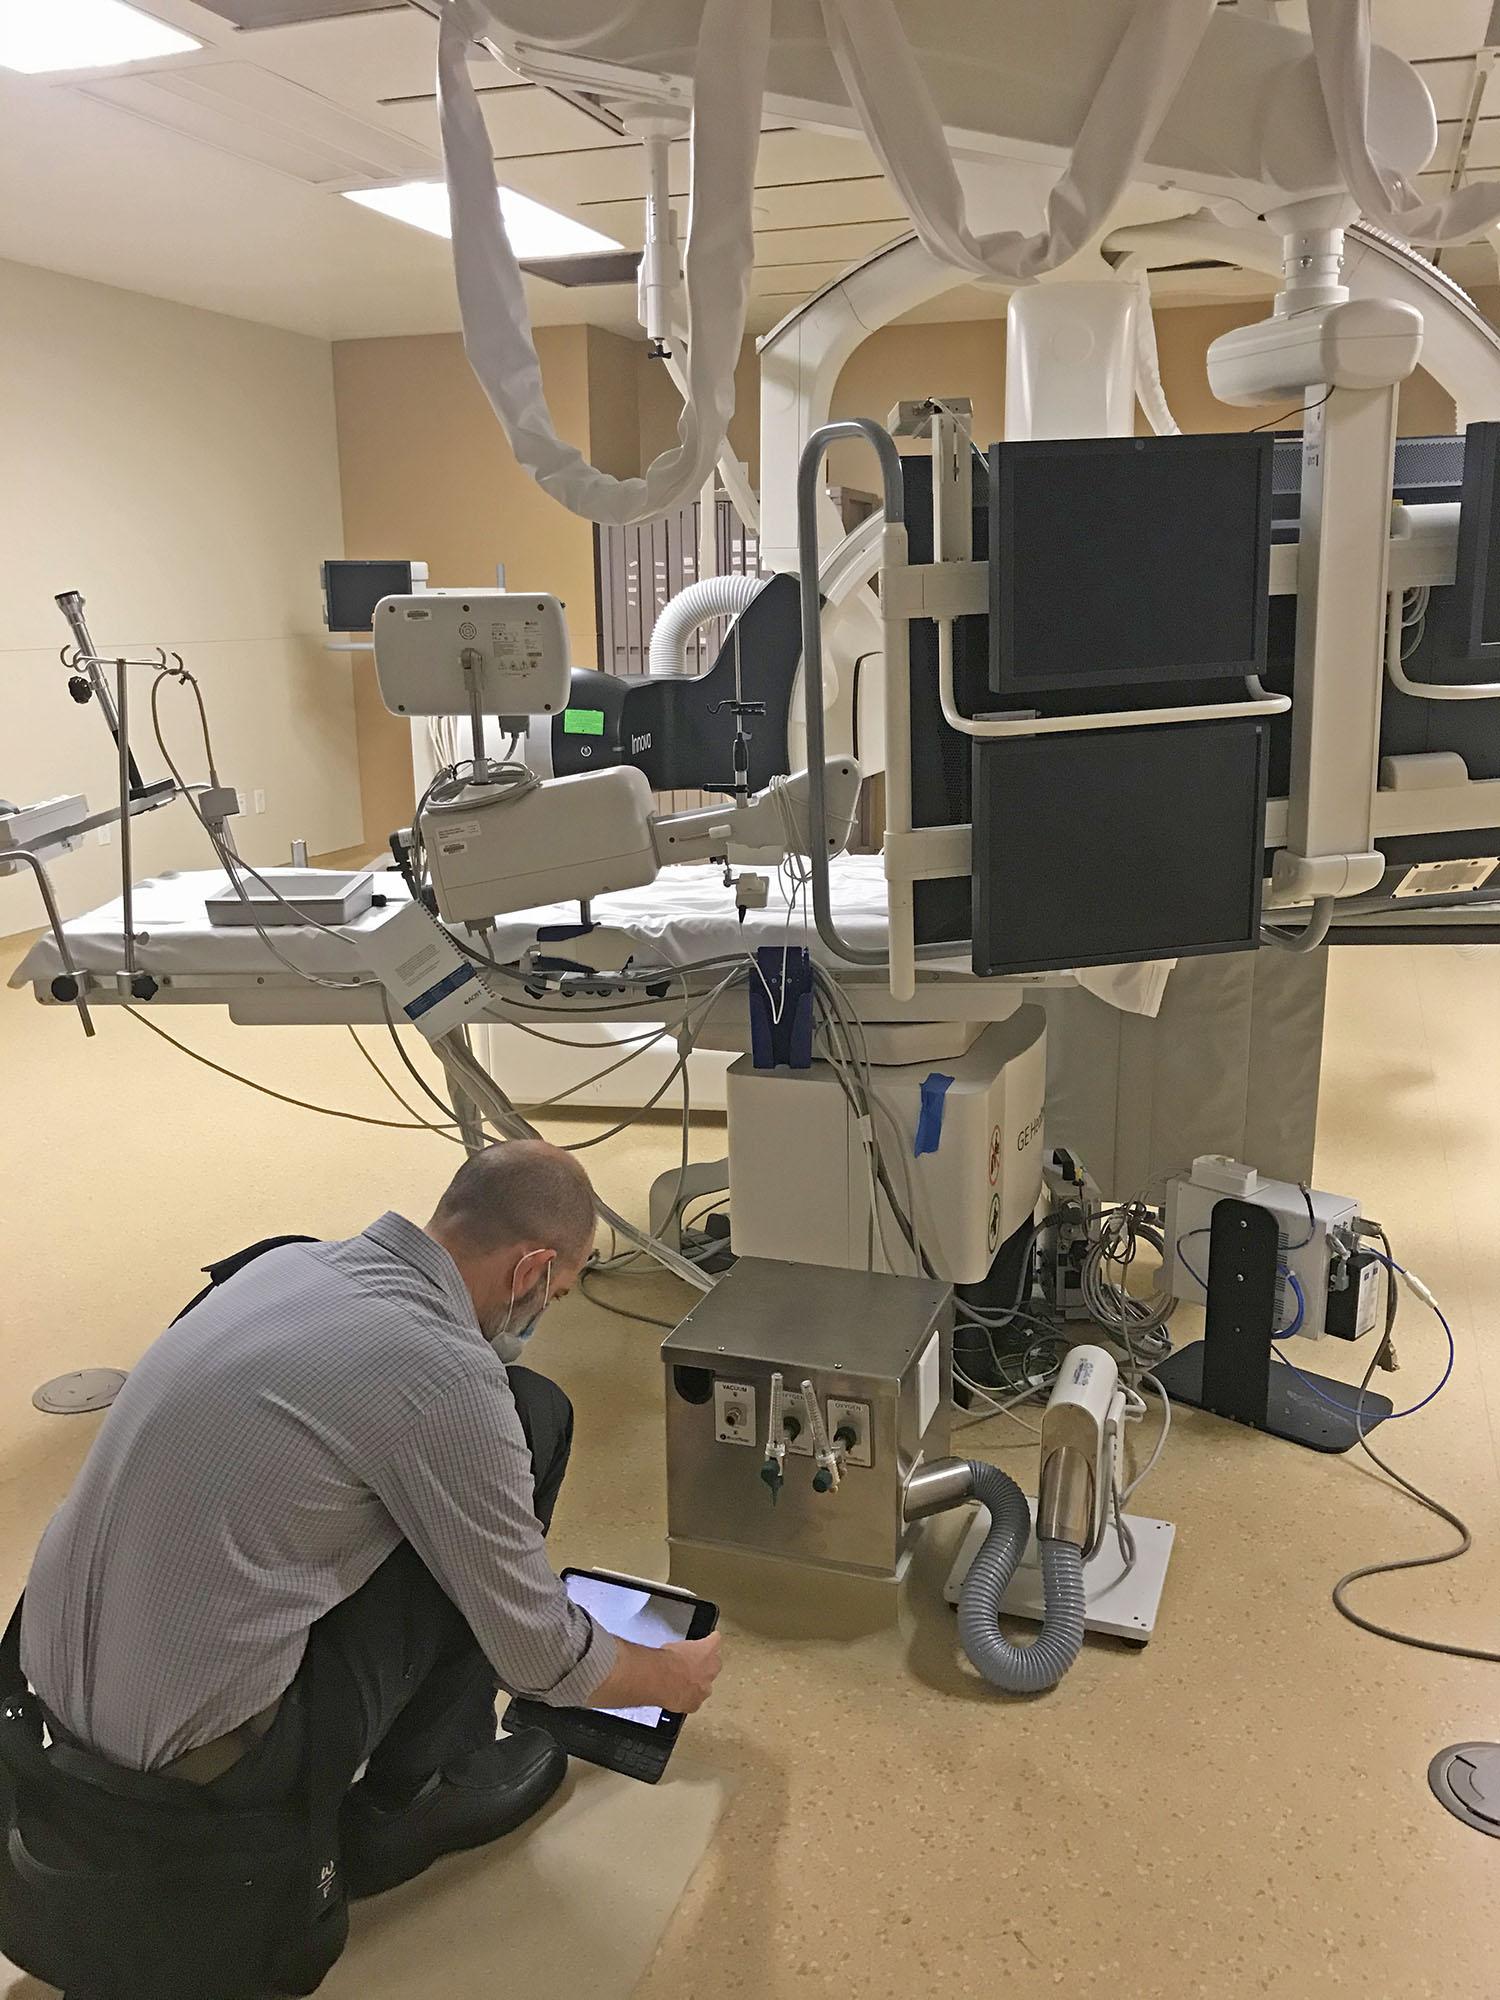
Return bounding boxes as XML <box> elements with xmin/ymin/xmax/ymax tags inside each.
<box><xmin>11</xmin><ymin>858</ymin><xmax>1174</xmax><ymax>1018</ymax></box>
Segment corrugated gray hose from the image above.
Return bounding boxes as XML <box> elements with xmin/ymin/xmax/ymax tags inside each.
<box><xmin>957</xmin><ymin>1461</ymin><xmax>1087</xmax><ymax>1694</ymax></box>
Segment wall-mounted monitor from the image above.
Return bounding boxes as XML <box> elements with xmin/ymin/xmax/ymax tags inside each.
<box><xmin>322</xmin><ymin>559</ymin><xmax>418</xmax><ymax>634</ymax></box>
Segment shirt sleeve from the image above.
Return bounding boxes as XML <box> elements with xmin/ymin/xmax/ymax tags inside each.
<box><xmin>371</xmin><ymin>1375</ymin><xmax>617</xmax><ymax>1706</ymax></box>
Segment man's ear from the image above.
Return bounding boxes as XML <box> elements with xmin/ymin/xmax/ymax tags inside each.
<box><xmin>510</xmin><ymin>1245</ymin><xmax>556</xmax><ymax>1284</ymax></box>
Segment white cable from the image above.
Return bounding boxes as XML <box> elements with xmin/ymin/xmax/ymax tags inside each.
<box><xmin>437</xmin><ymin>0</ymin><xmax>769</xmax><ymax>526</ymax></box>
<box><xmin>1117</xmin><ymin>256</ymin><xmax>1181</xmax><ymax>436</ymax></box>
<box><xmin>1121</xmin><ymin>1373</ymin><xmax>1171</xmax><ymax>1502</ymax></box>
<box><xmin>426</xmin><ymin>759</ymin><xmax>540</xmax><ymax>808</ymax></box>
<box><xmin>1079</xmin><ymin>1207</ymin><xmax>1174</xmax><ymax>1353</ymax></box>
<box><xmin>1385</xmin><ymin>579</ymin><xmax>1500</xmax><ymax>701</ymax></box>
<box><xmin>952</xmin><ymin>1375</ymin><xmax>1046</xmax><ymax>1436</ymax></box>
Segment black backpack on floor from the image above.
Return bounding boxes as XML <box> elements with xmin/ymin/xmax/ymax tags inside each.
<box><xmin>0</xmin><ymin>1602</ymin><xmax>348</xmax><ymax>2000</ymax></box>
<box><xmin>0</xmin><ymin>1233</ymin><xmax>340</xmax><ymax>2000</ymax></box>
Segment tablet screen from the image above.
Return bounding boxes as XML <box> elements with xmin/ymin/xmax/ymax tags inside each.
<box><xmin>565</xmin><ymin>1573</ymin><xmax>696</xmax><ymax>1727</ymax></box>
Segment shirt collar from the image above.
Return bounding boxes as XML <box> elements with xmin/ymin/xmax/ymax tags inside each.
<box><xmin>364</xmin><ymin>1211</ymin><xmax>481</xmax><ymax>1336</ymax></box>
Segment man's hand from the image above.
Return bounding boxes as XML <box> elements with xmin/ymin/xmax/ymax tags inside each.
<box><xmin>588</xmin><ymin>1630</ymin><xmax>723</xmax><ymax>1715</ymax></box>
<box><xmin>657</xmin><ymin>1633</ymin><xmax>722</xmax><ymax>1714</ymax></box>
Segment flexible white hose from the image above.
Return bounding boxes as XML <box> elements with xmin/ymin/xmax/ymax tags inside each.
<box><xmin>438</xmin><ymin>0</ymin><xmax>769</xmax><ymax>525</ymax></box>
<box><xmin>647</xmin><ymin>574</ymin><xmax>764</xmax><ymax>678</ymax></box>
<box><xmin>1308</xmin><ymin>0</ymin><xmax>1500</xmax><ymax>249</ymax></box>
<box><xmin>816</xmin><ymin>0</ymin><xmax>1218</xmax><ymax>284</ymax></box>
<box><xmin>1118</xmin><ymin>258</ymin><xmax>1180</xmax><ymax>436</ymax></box>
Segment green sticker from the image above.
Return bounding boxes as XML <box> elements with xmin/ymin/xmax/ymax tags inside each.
<box><xmin>563</xmin><ymin>708</ymin><xmax>606</xmax><ymax>736</ymax></box>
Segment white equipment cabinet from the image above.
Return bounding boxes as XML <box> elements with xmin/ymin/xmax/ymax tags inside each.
<box><xmin>725</xmin><ymin>1007</ymin><xmax>1046</xmax><ymax>1282</ymax></box>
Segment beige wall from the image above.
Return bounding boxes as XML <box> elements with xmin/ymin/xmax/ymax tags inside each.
<box><xmin>0</xmin><ymin>259</ymin><xmax>358</xmax><ymax>937</ymax></box>
<box><xmin>332</xmin><ymin>324</ymin><xmax>638</xmax><ymax>842</ymax></box>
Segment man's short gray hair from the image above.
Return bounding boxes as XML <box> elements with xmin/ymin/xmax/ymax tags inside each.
<box><xmin>429</xmin><ymin>1141</ymin><xmax>596</xmax><ymax>1260</ymax></box>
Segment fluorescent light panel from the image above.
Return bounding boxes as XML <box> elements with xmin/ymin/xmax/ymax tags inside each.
<box><xmin>0</xmin><ymin>0</ymin><xmax>200</xmax><ymax>73</ymax></box>
<box><xmin>344</xmin><ymin>181</ymin><xmax>621</xmax><ymax>259</ymax></box>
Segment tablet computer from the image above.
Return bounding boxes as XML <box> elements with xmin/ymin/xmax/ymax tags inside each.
<box><xmin>502</xmin><ymin>1567</ymin><xmax>718</xmax><ymax>1784</ymax></box>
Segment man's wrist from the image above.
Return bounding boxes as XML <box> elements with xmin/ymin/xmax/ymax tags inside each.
<box><xmin>587</xmin><ymin>1635</ymin><xmax>679</xmax><ymax>1711</ymax></box>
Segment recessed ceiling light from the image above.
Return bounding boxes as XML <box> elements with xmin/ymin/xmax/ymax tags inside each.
<box><xmin>0</xmin><ymin>0</ymin><xmax>200</xmax><ymax>74</ymax></box>
<box><xmin>343</xmin><ymin>181</ymin><xmax>623</xmax><ymax>260</ymax></box>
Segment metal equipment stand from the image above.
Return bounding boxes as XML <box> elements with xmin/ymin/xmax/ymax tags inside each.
<box><xmin>1153</xmin><ymin>1198</ymin><xmax>1392</xmax><ymax>1453</ymax></box>
<box><xmin>23</xmin><ymin>594</ymin><xmax>181</xmax><ymax>1415</ymax></box>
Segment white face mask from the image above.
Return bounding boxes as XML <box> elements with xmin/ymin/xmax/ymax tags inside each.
<box><xmin>488</xmin><ymin>1250</ymin><xmax>554</xmax><ymax>1364</ymax></box>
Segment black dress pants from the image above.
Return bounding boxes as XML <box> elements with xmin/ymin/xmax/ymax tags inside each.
<box><xmin>204</xmin><ymin>1364</ymin><xmax>574</xmax><ymax>1815</ymax></box>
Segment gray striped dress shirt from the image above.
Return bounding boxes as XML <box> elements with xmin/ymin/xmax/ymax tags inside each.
<box><xmin>20</xmin><ymin>1212</ymin><xmax>616</xmax><ymax>1771</ymax></box>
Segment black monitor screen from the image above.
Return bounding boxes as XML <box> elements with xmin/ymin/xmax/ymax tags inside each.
<box><xmin>971</xmin><ymin>718</ymin><xmax>1270</xmax><ymax>976</ymax></box>
<box><xmin>1451</xmin><ymin>421</ymin><xmax>1500</xmax><ymax>660</ymax></box>
<box><xmin>322</xmin><ymin>559</ymin><xmax>415</xmax><ymax>633</ymax></box>
<box><xmin>990</xmin><ymin>433</ymin><xmax>1272</xmax><ymax>695</ymax></box>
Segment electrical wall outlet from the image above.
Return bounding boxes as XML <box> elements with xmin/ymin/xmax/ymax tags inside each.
<box><xmin>97</xmin><ymin>824</ymin><xmax>112</xmax><ymax>845</ymax></box>
<box><xmin>826</xmin><ymin>1397</ymin><xmax>873</xmax><ymax>1467</ymax></box>
<box><xmin>713</xmin><ymin>1379</ymin><xmax>756</xmax><ymax>1447</ymax></box>
<box><xmin>235</xmin><ymin>790</ymin><xmax>248</xmax><ymax>817</ymax></box>
<box><xmin>253</xmin><ymin>789</ymin><xmax>266</xmax><ymax>815</ymax></box>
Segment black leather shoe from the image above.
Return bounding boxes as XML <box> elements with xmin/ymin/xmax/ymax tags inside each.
<box><xmin>340</xmin><ymin>1730</ymin><xmax>568</xmax><ymax>1899</ymax></box>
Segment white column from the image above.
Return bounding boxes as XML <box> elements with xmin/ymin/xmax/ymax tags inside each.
<box><xmin>1004</xmin><ymin>282</ymin><xmax>1136</xmax><ymax>442</ymax></box>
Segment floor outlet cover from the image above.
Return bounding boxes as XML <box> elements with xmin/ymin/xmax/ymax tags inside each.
<box><xmin>32</xmin><ymin>1368</ymin><xmax>128</xmax><ymax>1415</ymax></box>
<box><xmin>1428</xmin><ymin>1743</ymin><xmax>1500</xmax><ymax>1835</ymax></box>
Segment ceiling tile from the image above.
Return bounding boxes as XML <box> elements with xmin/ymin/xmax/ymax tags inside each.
<box><xmin>747</xmin><ymin>260</ymin><xmax>853</xmax><ymax>292</ymax></box>
<box><xmin>1415</xmin><ymin>58</ymin><xmax>1486</xmax><ymax>121</ymax></box>
<box><xmin>190</xmin><ymin>0</ymin><xmax>398</xmax><ymax>24</ymax></box>
<box><xmin>203</xmin><ymin>5</ymin><xmax>452</xmax><ymax>109</ymax></box>
<box><xmin>79</xmin><ymin>60</ymin><xmax>436</xmax><ymax>184</ymax></box>
<box><xmin>751</xmin><ymin>127</ymin><xmax>885</xmax><ymax>185</ymax></box>
<box><xmin>582</xmin><ymin>175</ymin><xmax>905</xmax><ymax>240</ymax></box>
<box><xmin>1429</xmin><ymin>116</ymin><xmax>1500</xmax><ymax>172</ymax></box>
<box><xmin>1463</xmin><ymin>117</ymin><xmax>1500</xmax><ymax>169</ymax></box>
<box><xmin>752</xmin><ymin>220</ymin><xmax>911</xmax><ymax>261</ymax></box>
<box><xmin>1368</xmin><ymin>1</ymin><xmax>1497</xmax><ymax>62</ymax></box>
<box><xmin>380</xmin><ymin>81</ymin><xmax>624</xmax><ymax>157</ymax></box>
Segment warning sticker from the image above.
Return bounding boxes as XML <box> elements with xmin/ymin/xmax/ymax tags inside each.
<box><xmin>490</xmin><ymin>618</ymin><xmax>546</xmax><ymax>673</ymax></box>
<box><xmin>988</xmin><ymin>1125</ymin><xmax>1003</xmax><ymax>1186</ymax></box>
<box><xmin>987</xmin><ymin>1191</ymin><xmax>1002</xmax><ymax>1255</ymax></box>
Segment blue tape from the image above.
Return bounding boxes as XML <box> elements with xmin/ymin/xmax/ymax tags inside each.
<box><xmin>404</xmin><ymin>961</ymin><xmax>478</xmax><ymax>1021</ymax></box>
<box><xmin>913</xmin><ymin>1072</ymin><xmax>954</xmax><ymax>1157</ymax></box>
